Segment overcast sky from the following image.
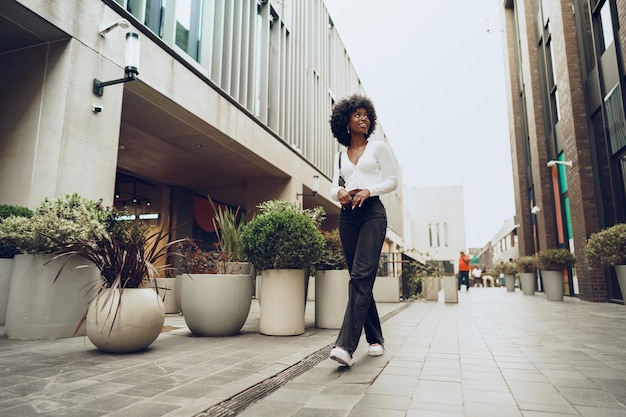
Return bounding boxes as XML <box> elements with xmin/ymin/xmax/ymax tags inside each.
<box><xmin>323</xmin><ymin>0</ymin><xmax>516</xmax><ymax>249</ymax></box>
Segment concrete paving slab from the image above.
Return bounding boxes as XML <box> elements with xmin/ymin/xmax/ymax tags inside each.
<box><xmin>1</xmin><ymin>288</ymin><xmax>625</xmax><ymax>416</ymax></box>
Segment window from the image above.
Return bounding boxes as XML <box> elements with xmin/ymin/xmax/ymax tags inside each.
<box><xmin>546</xmin><ymin>37</ymin><xmax>560</xmax><ymax>122</ymax></box>
<box><xmin>600</xmin><ymin>1</ymin><xmax>614</xmax><ymax>51</ymax></box>
<box><xmin>175</xmin><ymin>0</ymin><xmax>202</xmax><ymax>60</ymax></box>
<box><xmin>604</xmin><ymin>84</ymin><xmax>626</xmax><ymax>155</ymax></box>
<box><xmin>113</xmin><ymin>0</ymin><xmax>163</xmax><ymax>36</ymax></box>
<box><xmin>428</xmin><ymin>223</ymin><xmax>433</xmax><ymax>247</ymax></box>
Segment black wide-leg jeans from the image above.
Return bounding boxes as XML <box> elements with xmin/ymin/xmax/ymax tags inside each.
<box><xmin>335</xmin><ymin>197</ymin><xmax>387</xmax><ymax>355</ymax></box>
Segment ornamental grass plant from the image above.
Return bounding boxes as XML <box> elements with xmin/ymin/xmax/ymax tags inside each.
<box><xmin>208</xmin><ymin>196</ymin><xmax>246</xmax><ymax>263</ymax></box>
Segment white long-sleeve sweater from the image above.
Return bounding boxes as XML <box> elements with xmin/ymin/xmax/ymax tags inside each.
<box><xmin>330</xmin><ymin>140</ymin><xmax>398</xmax><ymax>202</ymax></box>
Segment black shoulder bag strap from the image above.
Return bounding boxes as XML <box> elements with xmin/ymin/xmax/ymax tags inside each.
<box><xmin>338</xmin><ymin>152</ymin><xmax>345</xmax><ymax>187</ymax></box>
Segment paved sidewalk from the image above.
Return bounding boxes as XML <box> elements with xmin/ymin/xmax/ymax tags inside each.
<box><xmin>241</xmin><ymin>289</ymin><xmax>626</xmax><ymax>417</ymax></box>
<box><xmin>1</xmin><ymin>288</ymin><xmax>625</xmax><ymax>417</ymax></box>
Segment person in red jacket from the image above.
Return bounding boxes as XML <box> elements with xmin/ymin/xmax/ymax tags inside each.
<box><xmin>458</xmin><ymin>251</ymin><xmax>471</xmax><ymax>291</ymax></box>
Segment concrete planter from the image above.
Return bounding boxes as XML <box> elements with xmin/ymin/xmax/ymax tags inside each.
<box><xmin>0</xmin><ymin>258</ymin><xmax>14</xmax><ymax>325</ymax></box>
<box><xmin>422</xmin><ymin>276</ymin><xmax>440</xmax><ymax>301</ymax></box>
<box><xmin>504</xmin><ymin>274</ymin><xmax>516</xmax><ymax>292</ymax></box>
<box><xmin>147</xmin><ymin>277</ymin><xmax>179</xmax><ymax>314</ymax></box>
<box><xmin>443</xmin><ymin>275</ymin><xmax>458</xmax><ymax>303</ymax></box>
<box><xmin>541</xmin><ymin>270</ymin><xmax>564</xmax><ymax>301</ymax></box>
<box><xmin>373</xmin><ymin>276</ymin><xmax>400</xmax><ymax>302</ymax></box>
<box><xmin>175</xmin><ymin>274</ymin><xmax>184</xmax><ymax>312</ymax></box>
<box><xmin>519</xmin><ymin>272</ymin><xmax>536</xmax><ymax>295</ymax></box>
<box><xmin>5</xmin><ymin>254</ymin><xmax>99</xmax><ymax>340</ymax></box>
<box><xmin>181</xmin><ymin>273</ymin><xmax>253</xmax><ymax>336</ymax></box>
<box><xmin>314</xmin><ymin>269</ymin><xmax>349</xmax><ymax>329</ymax></box>
<box><xmin>86</xmin><ymin>288</ymin><xmax>164</xmax><ymax>353</ymax></box>
<box><xmin>259</xmin><ymin>269</ymin><xmax>305</xmax><ymax>336</ymax></box>
<box><xmin>615</xmin><ymin>265</ymin><xmax>626</xmax><ymax>305</ymax></box>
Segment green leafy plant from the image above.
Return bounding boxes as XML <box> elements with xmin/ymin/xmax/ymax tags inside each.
<box><xmin>0</xmin><ymin>194</ymin><xmax>111</xmax><ymax>255</ymax></box>
<box><xmin>313</xmin><ymin>229</ymin><xmax>347</xmax><ymax>271</ymax></box>
<box><xmin>491</xmin><ymin>262</ymin><xmax>517</xmax><ymax>276</ymax></box>
<box><xmin>405</xmin><ymin>251</ymin><xmax>442</xmax><ymax>298</ymax></box>
<box><xmin>584</xmin><ymin>223</ymin><xmax>626</xmax><ymax>267</ymax></box>
<box><xmin>0</xmin><ymin>204</ymin><xmax>33</xmax><ymax>219</ymax></box>
<box><xmin>0</xmin><ymin>204</ymin><xmax>33</xmax><ymax>258</ymax></box>
<box><xmin>240</xmin><ymin>200</ymin><xmax>324</xmax><ymax>270</ymax></box>
<box><xmin>491</xmin><ymin>261</ymin><xmax>518</xmax><ymax>276</ymax></box>
<box><xmin>516</xmin><ymin>256</ymin><xmax>538</xmax><ymax>273</ymax></box>
<box><xmin>256</xmin><ymin>200</ymin><xmax>325</xmax><ymax>228</ymax></box>
<box><xmin>537</xmin><ymin>248</ymin><xmax>577</xmax><ymax>270</ymax></box>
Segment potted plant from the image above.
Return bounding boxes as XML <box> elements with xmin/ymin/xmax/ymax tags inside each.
<box><xmin>208</xmin><ymin>196</ymin><xmax>249</xmax><ymax>274</ymax></box>
<box><xmin>0</xmin><ymin>194</ymin><xmax>108</xmax><ymax>340</ymax></box>
<box><xmin>48</xmin><ymin>213</ymin><xmax>186</xmax><ymax>353</ymax></box>
<box><xmin>516</xmin><ymin>255</ymin><xmax>538</xmax><ymax>295</ymax></box>
<box><xmin>493</xmin><ymin>261</ymin><xmax>518</xmax><ymax>292</ymax></box>
<box><xmin>584</xmin><ymin>223</ymin><xmax>626</xmax><ymax>301</ymax></box>
<box><xmin>537</xmin><ymin>248</ymin><xmax>577</xmax><ymax>301</ymax></box>
<box><xmin>177</xmin><ymin>237</ymin><xmax>253</xmax><ymax>337</ymax></box>
<box><xmin>240</xmin><ymin>200</ymin><xmax>324</xmax><ymax>336</ymax></box>
<box><xmin>312</xmin><ymin>228</ymin><xmax>349</xmax><ymax>329</ymax></box>
<box><xmin>0</xmin><ymin>204</ymin><xmax>33</xmax><ymax>326</ymax></box>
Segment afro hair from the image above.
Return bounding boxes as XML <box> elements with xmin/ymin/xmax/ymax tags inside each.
<box><xmin>329</xmin><ymin>94</ymin><xmax>377</xmax><ymax>147</ymax></box>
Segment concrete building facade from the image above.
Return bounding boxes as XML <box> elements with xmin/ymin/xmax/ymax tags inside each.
<box><xmin>403</xmin><ymin>185</ymin><xmax>466</xmax><ymax>275</ymax></box>
<box><xmin>0</xmin><ymin>1</ymin><xmax>405</xmax><ymax>267</ymax></box>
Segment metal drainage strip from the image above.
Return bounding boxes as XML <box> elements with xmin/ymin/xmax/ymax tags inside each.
<box><xmin>194</xmin><ymin>303</ymin><xmax>410</xmax><ymax>417</ymax></box>
<box><xmin>194</xmin><ymin>344</ymin><xmax>334</xmax><ymax>417</ymax></box>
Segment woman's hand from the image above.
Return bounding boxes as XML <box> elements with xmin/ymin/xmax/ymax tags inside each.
<box><xmin>338</xmin><ymin>188</ymin><xmax>352</xmax><ymax>209</ymax></box>
<box><xmin>349</xmin><ymin>189</ymin><xmax>370</xmax><ymax>209</ymax></box>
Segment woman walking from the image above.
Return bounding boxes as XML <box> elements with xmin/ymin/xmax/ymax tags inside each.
<box><xmin>328</xmin><ymin>94</ymin><xmax>398</xmax><ymax>367</ymax></box>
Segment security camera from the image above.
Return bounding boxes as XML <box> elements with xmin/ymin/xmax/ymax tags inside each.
<box><xmin>530</xmin><ymin>206</ymin><xmax>541</xmax><ymax>214</ymax></box>
<box><xmin>92</xmin><ymin>105</ymin><xmax>103</xmax><ymax>113</ymax></box>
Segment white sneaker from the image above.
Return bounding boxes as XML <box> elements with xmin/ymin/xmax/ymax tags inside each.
<box><xmin>329</xmin><ymin>346</ymin><xmax>354</xmax><ymax>367</ymax></box>
<box><xmin>368</xmin><ymin>344</ymin><xmax>384</xmax><ymax>357</ymax></box>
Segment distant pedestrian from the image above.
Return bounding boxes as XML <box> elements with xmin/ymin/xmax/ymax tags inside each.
<box><xmin>458</xmin><ymin>251</ymin><xmax>471</xmax><ymax>291</ymax></box>
<box><xmin>471</xmin><ymin>266</ymin><xmax>483</xmax><ymax>287</ymax></box>
<box><xmin>327</xmin><ymin>94</ymin><xmax>398</xmax><ymax>368</ymax></box>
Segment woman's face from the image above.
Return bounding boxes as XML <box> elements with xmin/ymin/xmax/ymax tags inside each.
<box><xmin>348</xmin><ymin>107</ymin><xmax>370</xmax><ymax>136</ymax></box>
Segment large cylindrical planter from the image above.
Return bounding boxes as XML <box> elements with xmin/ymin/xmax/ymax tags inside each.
<box><xmin>259</xmin><ymin>269</ymin><xmax>305</xmax><ymax>336</ymax></box>
<box><xmin>5</xmin><ymin>254</ymin><xmax>100</xmax><ymax>340</ymax></box>
<box><xmin>541</xmin><ymin>270</ymin><xmax>564</xmax><ymax>301</ymax></box>
<box><xmin>0</xmin><ymin>258</ymin><xmax>14</xmax><ymax>325</ymax></box>
<box><xmin>519</xmin><ymin>272</ymin><xmax>536</xmax><ymax>295</ymax></box>
<box><xmin>175</xmin><ymin>275</ymin><xmax>184</xmax><ymax>313</ymax></box>
<box><xmin>504</xmin><ymin>274</ymin><xmax>516</xmax><ymax>292</ymax></box>
<box><xmin>181</xmin><ymin>273</ymin><xmax>253</xmax><ymax>336</ymax></box>
<box><xmin>443</xmin><ymin>275</ymin><xmax>458</xmax><ymax>303</ymax></box>
<box><xmin>314</xmin><ymin>269</ymin><xmax>349</xmax><ymax>329</ymax></box>
<box><xmin>147</xmin><ymin>278</ymin><xmax>179</xmax><ymax>314</ymax></box>
<box><xmin>423</xmin><ymin>276</ymin><xmax>440</xmax><ymax>301</ymax></box>
<box><xmin>616</xmin><ymin>265</ymin><xmax>626</xmax><ymax>303</ymax></box>
<box><xmin>86</xmin><ymin>288</ymin><xmax>165</xmax><ymax>353</ymax></box>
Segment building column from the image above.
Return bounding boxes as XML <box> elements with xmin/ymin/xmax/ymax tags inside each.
<box><xmin>0</xmin><ymin>39</ymin><xmax>123</xmax><ymax>208</ymax></box>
